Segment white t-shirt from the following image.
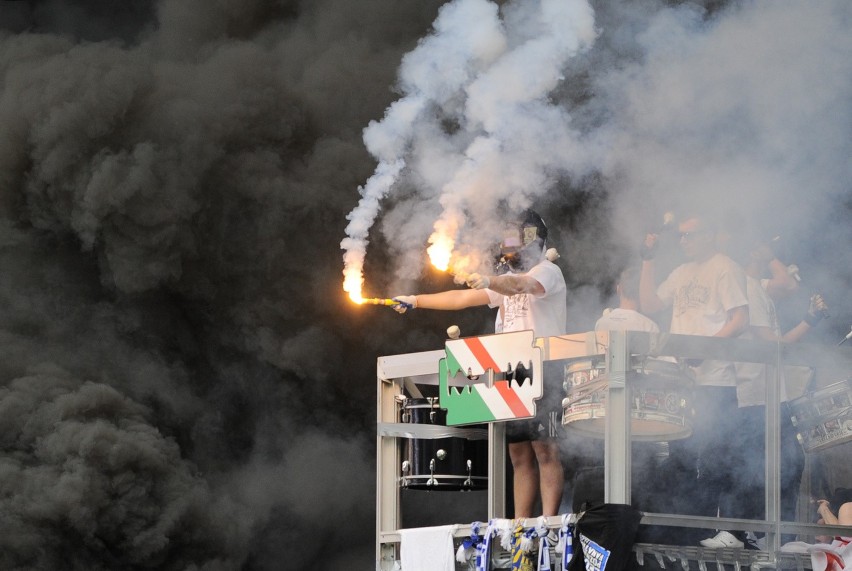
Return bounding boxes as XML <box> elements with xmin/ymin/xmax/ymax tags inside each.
<box><xmin>485</xmin><ymin>259</ymin><xmax>567</xmax><ymax>338</ymax></box>
<box><xmin>594</xmin><ymin>308</ymin><xmax>659</xmax><ymax>333</ymax></box>
<box><xmin>736</xmin><ymin>275</ymin><xmax>813</xmax><ymax>406</ymax></box>
<box><xmin>736</xmin><ymin>275</ymin><xmax>782</xmax><ymax>407</ymax></box>
<box><xmin>657</xmin><ymin>252</ymin><xmax>749</xmax><ymax>387</ymax></box>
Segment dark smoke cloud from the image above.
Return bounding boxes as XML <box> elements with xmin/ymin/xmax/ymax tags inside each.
<box><xmin>0</xmin><ymin>0</ymin><xmax>445</xmax><ymax>568</ymax></box>
<box><xmin>0</xmin><ymin>0</ymin><xmax>156</xmax><ymax>41</ymax></box>
<box><xmin>0</xmin><ymin>0</ymin><xmax>850</xmax><ymax>569</ymax></box>
<box><xmin>0</xmin><ymin>368</ymin><xmax>250</xmax><ymax>570</ymax></box>
<box><xmin>0</xmin><ymin>223</ymin><xmax>251</xmax><ymax>569</ymax></box>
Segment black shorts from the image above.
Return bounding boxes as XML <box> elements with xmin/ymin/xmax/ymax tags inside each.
<box><xmin>506</xmin><ymin>367</ymin><xmax>564</xmax><ymax>443</ymax></box>
<box><xmin>506</xmin><ymin>409</ymin><xmax>562</xmax><ymax>443</ymax></box>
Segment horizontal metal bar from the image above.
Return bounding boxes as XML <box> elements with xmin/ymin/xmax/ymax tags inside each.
<box><xmin>379</xmin><ymin>515</ymin><xmax>565</xmax><ymax>543</ymax></box>
<box><xmin>377</xmin><ymin>350</ymin><xmax>444</xmax><ymax>380</ymax></box>
<box><xmin>379</xmin><ymin>332</ymin><xmax>852</xmax><ymax>370</ymax></box>
<box><xmin>640</xmin><ymin>512</ymin><xmax>852</xmax><ymax>536</ymax></box>
<box><xmin>377</xmin><ymin>422</ymin><xmax>488</xmax><ymax>440</ymax></box>
<box><xmin>639</xmin><ymin>513</ymin><xmax>776</xmax><ymax>532</ymax></box>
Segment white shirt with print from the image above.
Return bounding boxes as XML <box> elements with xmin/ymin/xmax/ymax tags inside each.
<box><xmin>485</xmin><ymin>259</ymin><xmax>567</xmax><ymax>338</ymax></box>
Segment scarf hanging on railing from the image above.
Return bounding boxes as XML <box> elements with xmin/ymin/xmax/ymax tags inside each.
<box><xmin>535</xmin><ymin>516</ymin><xmax>552</xmax><ymax>571</ymax></box>
<box><xmin>558</xmin><ymin>513</ymin><xmax>576</xmax><ymax>571</ymax></box>
<box><xmin>458</xmin><ymin>521</ymin><xmax>484</xmax><ymax>565</ymax></box>
<box><xmin>510</xmin><ymin>520</ymin><xmax>537</xmax><ymax>571</ymax></box>
<box><xmin>475</xmin><ymin>519</ymin><xmax>501</xmax><ymax>571</ymax></box>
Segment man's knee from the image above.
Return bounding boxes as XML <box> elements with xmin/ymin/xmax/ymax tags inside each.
<box><xmin>531</xmin><ymin>440</ymin><xmax>560</xmax><ymax>465</ymax></box>
<box><xmin>510</xmin><ymin>442</ymin><xmax>536</xmax><ymax>468</ymax></box>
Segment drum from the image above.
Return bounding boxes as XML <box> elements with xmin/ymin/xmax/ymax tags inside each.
<box><xmin>399</xmin><ymin>398</ymin><xmax>487</xmax><ymax>490</ymax></box>
<box><xmin>789</xmin><ymin>379</ymin><xmax>852</xmax><ymax>453</ymax></box>
<box><xmin>562</xmin><ymin>357</ymin><xmax>694</xmax><ymax>441</ymax></box>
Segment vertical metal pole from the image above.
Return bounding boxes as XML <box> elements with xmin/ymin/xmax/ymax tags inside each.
<box><xmin>376</xmin><ymin>374</ymin><xmax>401</xmax><ymax>569</ymax></box>
<box><xmin>605</xmin><ymin>330</ymin><xmax>631</xmax><ymax>504</ymax></box>
<box><xmin>489</xmin><ymin>422</ymin><xmax>507</xmax><ymax>518</ymax></box>
<box><xmin>765</xmin><ymin>343</ymin><xmax>781</xmax><ymax>551</ymax></box>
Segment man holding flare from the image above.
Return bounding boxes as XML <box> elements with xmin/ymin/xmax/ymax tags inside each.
<box><xmin>392</xmin><ymin>209</ymin><xmax>568</xmax><ymax>519</ymax></box>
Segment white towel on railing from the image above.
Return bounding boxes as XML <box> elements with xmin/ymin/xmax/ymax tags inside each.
<box><xmin>400</xmin><ymin>525</ymin><xmax>457</xmax><ymax>571</ymax></box>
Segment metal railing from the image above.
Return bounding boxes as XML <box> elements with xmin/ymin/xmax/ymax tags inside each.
<box><xmin>376</xmin><ymin>330</ymin><xmax>852</xmax><ymax>569</ymax></box>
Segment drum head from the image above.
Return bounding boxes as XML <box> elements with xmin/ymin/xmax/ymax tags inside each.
<box><xmin>562</xmin><ymin>383</ymin><xmax>693</xmax><ymax>441</ymax></box>
<box><xmin>789</xmin><ymin>379</ymin><xmax>852</xmax><ymax>453</ymax></box>
<box><xmin>631</xmin><ymin>357</ymin><xmax>694</xmax><ymax>389</ymax></box>
<box><xmin>562</xmin><ymin>412</ymin><xmax>692</xmax><ymax>442</ymax></box>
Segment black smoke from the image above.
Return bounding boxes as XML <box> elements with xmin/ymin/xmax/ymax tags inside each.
<box><xmin>0</xmin><ymin>0</ymin><xmax>447</xmax><ymax>568</ymax></box>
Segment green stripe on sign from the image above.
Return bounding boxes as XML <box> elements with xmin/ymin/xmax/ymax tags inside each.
<box><xmin>444</xmin><ymin>345</ymin><xmax>462</xmax><ymax>376</ymax></box>
<box><xmin>439</xmin><ymin>359</ymin><xmax>497</xmax><ymax>425</ymax></box>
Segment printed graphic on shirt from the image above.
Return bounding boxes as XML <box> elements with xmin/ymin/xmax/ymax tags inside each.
<box><xmin>673</xmin><ymin>281</ymin><xmax>710</xmax><ymax>317</ymax></box>
<box><xmin>502</xmin><ymin>293</ymin><xmax>530</xmax><ymax>331</ymax></box>
<box><xmin>579</xmin><ymin>534</ymin><xmax>611</xmax><ymax>571</ymax></box>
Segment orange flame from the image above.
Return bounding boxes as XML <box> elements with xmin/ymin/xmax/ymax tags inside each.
<box><xmin>427</xmin><ymin>236</ymin><xmax>480</xmax><ymax>285</ymax></box>
<box><xmin>343</xmin><ymin>268</ymin><xmax>364</xmax><ymax>304</ymax></box>
<box><xmin>427</xmin><ymin>233</ymin><xmax>454</xmax><ymax>272</ymax></box>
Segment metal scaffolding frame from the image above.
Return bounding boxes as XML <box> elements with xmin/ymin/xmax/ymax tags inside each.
<box><xmin>376</xmin><ymin>331</ymin><xmax>852</xmax><ymax>570</ymax></box>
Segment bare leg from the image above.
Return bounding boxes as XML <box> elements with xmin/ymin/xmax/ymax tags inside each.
<box><xmin>532</xmin><ymin>439</ymin><xmax>564</xmax><ymax>516</ymax></box>
<box><xmin>510</xmin><ymin>441</ymin><xmax>539</xmax><ymax>518</ymax></box>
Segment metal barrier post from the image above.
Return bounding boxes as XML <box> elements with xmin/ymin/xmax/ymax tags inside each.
<box><xmin>605</xmin><ymin>330</ymin><xmax>631</xmax><ymax>504</ymax></box>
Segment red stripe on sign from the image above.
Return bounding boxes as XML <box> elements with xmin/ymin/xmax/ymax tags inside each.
<box><xmin>495</xmin><ymin>381</ymin><xmax>531</xmax><ymax>417</ymax></box>
<box><xmin>464</xmin><ymin>337</ymin><xmax>501</xmax><ymax>372</ymax></box>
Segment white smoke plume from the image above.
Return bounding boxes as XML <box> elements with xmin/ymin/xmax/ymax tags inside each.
<box><xmin>353</xmin><ymin>0</ymin><xmax>852</xmax><ymax>334</ymax></box>
<box><xmin>595</xmin><ymin>1</ymin><xmax>852</xmax><ymax>240</ymax></box>
<box><xmin>582</xmin><ymin>0</ymin><xmax>852</xmax><ymax>339</ymax></box>
<box><xmin>341</xmin><ymin>0</ymin><xmax>597</xmax><ymax>292</ymax></box>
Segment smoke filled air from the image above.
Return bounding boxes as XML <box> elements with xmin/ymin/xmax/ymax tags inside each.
<box><xmin>0</xmin><ymin>0</ymin><xmax>850</xmax><ymax>569</ymax></box>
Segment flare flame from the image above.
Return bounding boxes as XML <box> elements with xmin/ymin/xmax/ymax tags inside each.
<box><xmin>343</xmin><ymin>268</ymin><xmax>364</xmax><ymax>304</ymax></box>
<box><xmin>427</xmin><ymin>234</ymin><xmax>454</xmax><ymax>272</ymax></box>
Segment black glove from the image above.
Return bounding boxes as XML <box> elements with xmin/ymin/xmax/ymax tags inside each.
<box><xmin>803</xmin><ymin>294</ymin><xmax>828</xmax><ymax>327</ymax></box>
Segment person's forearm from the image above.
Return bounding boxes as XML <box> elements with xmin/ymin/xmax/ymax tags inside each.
<box><xmin>781</xmin><ymin>321</ymin><xmax>811</xmax><ymax>343</ymax></box>
<box><xmin>414</xmin><ymin>289</ymin><xmax>489</xmax><ymax>310</ymax></box>
<box><xmin>765</xmin><ymin>258</ymin><xmax>798</xmax><ymax>299</ymax></box>
<box><xmin>487</xmin><ymin>274</ymin><xmax>543</xmax><ymax>296</ymax></box>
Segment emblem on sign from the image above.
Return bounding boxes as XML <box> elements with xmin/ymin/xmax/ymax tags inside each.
<box><xmin>438</xmin><ymin>330</ymin><xmax>543</xmax><ymax>425</ymax></box>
